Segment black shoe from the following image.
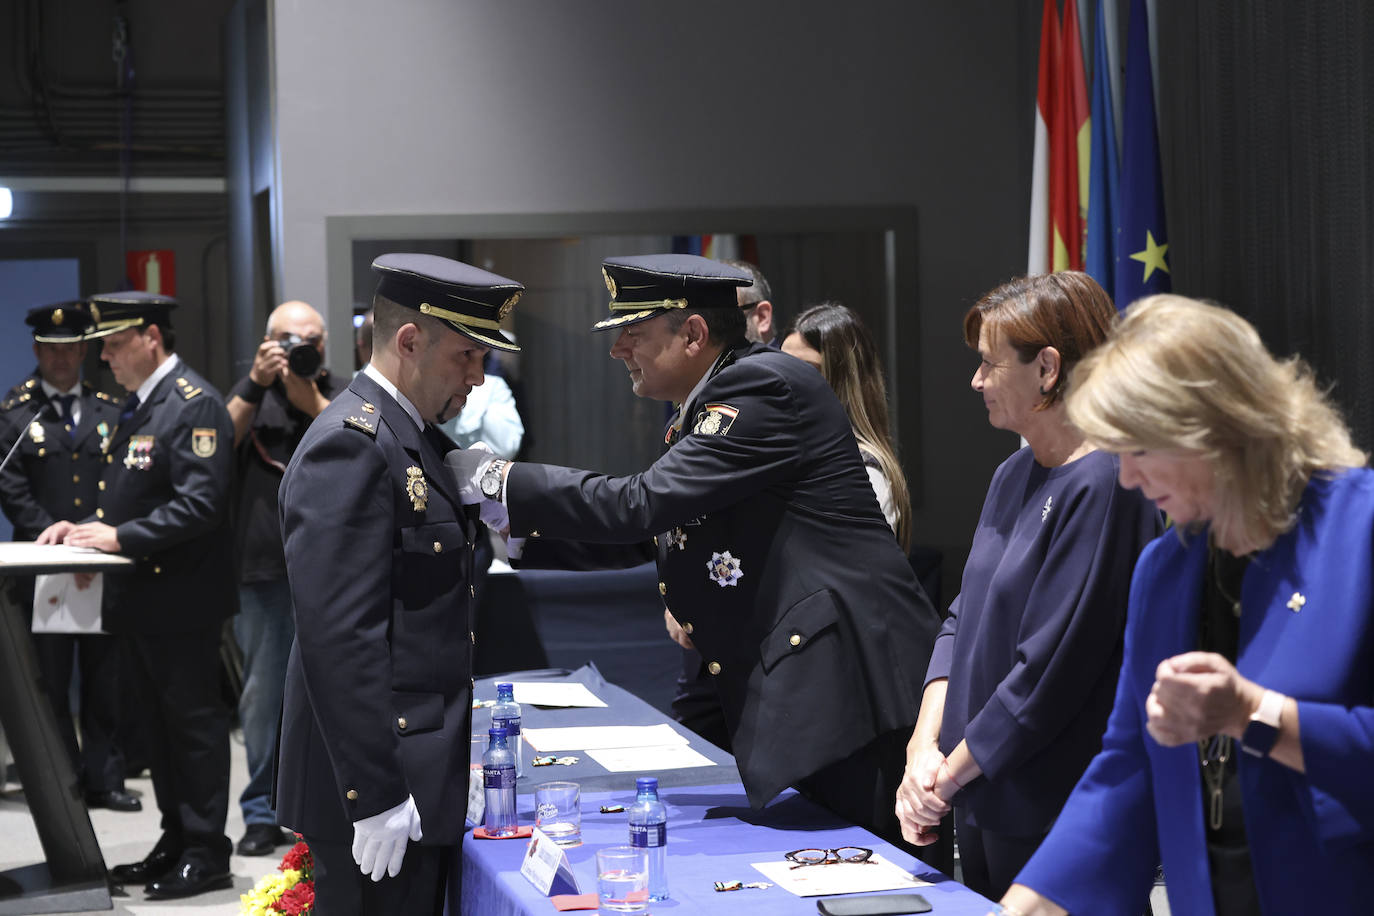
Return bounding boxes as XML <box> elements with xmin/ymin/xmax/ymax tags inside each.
<box><xmin>144</xmin><ymin>861</ymin><xmax>233</xmax><ymax>900</ymax></box>
<box><xmin>86</xmin><ymin>789</ymin><xmax>142</xmax><ymax>812</ymax></box>
<box><xmin>236</xmin><ymin>823</ymin><xmax>289</xmax><ymax>857</ymax></box>
<box><xmin>110</xmin><ymin>847</ymin><xmax>180</xmax><ymax>885</ymax></box>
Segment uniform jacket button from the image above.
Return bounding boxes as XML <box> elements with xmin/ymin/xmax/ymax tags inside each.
<box><xmin>72</xmin><ymin>474</ymin><xmax>80</xmax><ymax>483</ymax></box>
<box><xmin>433</xmin><ymin>541</ymin><xmax>442</xmax><ymax>553</ymax></box>
<box><xmin>346</xmin><ymin>789</ymin><xmax>358</xmax><ymax>801</ymax></box>
<box><xmin>707</xmin><ymin>661</ymin><xmax>722</xmax><ymax>675</ymax></box>
<box><xmin>153</xmin><ymin>566</ymin><xmax>162</xmax><ymax>574</ymax></box>
<box><xmin>98</xmin><ymin>480</ymin><xmax>106</xmax><ymax>490</ymax></box>
<box><xmin>73</xmin><ymin>498</ymin><xmax>81</xmax><ymax>507</ymax></box>
<box><xmin>658</xmin><ymin>582</ymin><xmax>667</xmax><ymax>596</ymax></box>
<box><xmin>789</xmin><ymin>633</ymin><xmax>802</xmax><ymax>647</ymax></box>
<box><xmin>683</xmin><ymin>622</ymin><xmax>693</xmax><ymax>635</ymax></box>
<box><xmin>96</xmin><ymin>508</ymin><xmax>104</xmax><ymax>519</ymax></box>
<box><xmin>469</xmin><ymin>584</ymin><xmax>475</xmax><ymax>597</ymax></box>
<box><xmin>470</xmin><ymin>631</ymin><xmax>476</xmax><ymax>644</ymax></box>
<box><xmin>398</xmin><ymin>717</ymin><xmax>408</xmax><ymax>730</ymax></box>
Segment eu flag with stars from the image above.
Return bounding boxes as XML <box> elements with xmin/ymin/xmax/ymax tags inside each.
<box><xmin>1115</xmin><ymin>0</ymin><xmax>1171</xmax><ymax>309</ymax></box>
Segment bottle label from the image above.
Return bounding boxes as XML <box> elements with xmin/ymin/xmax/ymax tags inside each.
<box><xmin>484</xmin><ymin>764</ymin><xmax>515</xmax><ymax>789</ymax></box>
<box><xmin>630</xmin><ymin>823</ymin><xmax>666</xmax><ymax>848</ymax></box>
<box><xmin>494</xmin><ymin>715</ymin><xmax>521</xmax><ymax>737</ymax></box>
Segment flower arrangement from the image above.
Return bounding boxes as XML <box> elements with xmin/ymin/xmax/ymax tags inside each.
<box><xmin>240</xmin><ymin>836</ymin><xmax>315</xmax><ymax>916</ymax></box>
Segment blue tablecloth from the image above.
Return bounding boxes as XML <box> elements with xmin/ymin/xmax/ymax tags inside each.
<box><xmin>460</xmin><ymin>667</ymin><xmax>994</xmax><ymax>915</ymax></box>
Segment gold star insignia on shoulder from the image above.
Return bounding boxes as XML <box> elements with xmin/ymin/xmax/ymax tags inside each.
<box><xmin>176</xmin><ymin>378</ymin><xmax>203</xmax><ymax>400</ymax></box>
<box><xmin>361</xmin><ymin>402</ymin><xmax>376</xmax><ymax>413</ymax></box>
<box><xmin>24</xmin><ymin>379</ymin><xmax>36</xmax><ymax>389</ymax></box>
<box><xmin>1287</xmin><ymin>592</ymin><xmax>1306</xmax><ymax>612</ymax></box>
<box><xmin>343</xmin><ymin>415</ymin><xmax>377</xmax><ymax>437</ymax></box>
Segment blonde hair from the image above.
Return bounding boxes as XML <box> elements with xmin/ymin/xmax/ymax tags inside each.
<box><xmin>790</xmin><ymin>302</ymin><xmax>912</xmax><ymax>550</ymax></box>
<box><xmin>1066</xmin><ymin>294</ymin><xmax>1366</xmax><ymax>552</ymax></box>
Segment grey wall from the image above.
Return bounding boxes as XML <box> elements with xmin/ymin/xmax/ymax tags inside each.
<box><xmin>268</xmin><ymin>0</ymin><xmax>1035</xmax><ymax>602</ymax></box>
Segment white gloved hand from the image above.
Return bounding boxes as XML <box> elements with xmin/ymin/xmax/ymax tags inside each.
<box><xmin>445</xmin><ymin>442</ymin><xmax>496</xmax><ymax>506</ymax></box>
<box><xmin>351</xmin><ymin>794</ymin><xmax>423</xmax><ymax>882</ymax></box>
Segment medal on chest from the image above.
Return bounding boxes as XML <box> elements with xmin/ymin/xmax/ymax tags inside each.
<box><xmin>97</xmin><ymin>421</ymin><xmax>111</xmax><ymax>453</ymax></box>
<box><xmin>28</xmin><ymin>420</ymin><xmax>45</xmax><ymax>446</ymax></box>
<box><xmin>405</xmin><ymin>466</ymin><xmax>428</xmax><ymax>512</ymax></box>
<box><xmin>124</xmin><ymin>435</ymin><xmax>155</xmax><ymax>470</ymax></box>
<box><xmin>706</xmin><ymin>550</ymin><xmax>744</xmax><ymax>587</ymax></box>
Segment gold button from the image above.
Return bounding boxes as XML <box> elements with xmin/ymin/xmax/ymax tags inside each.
<box><xmin>96</xmin><ymin>509</ymin><xmax>104</xmax><ymax>519</ymax></box>
<box><xmin>37</xmin><ymin>448</ymin><xmax>45</xmax><ymax>457</ymax></box>
<box><xmin>433</xmin><ymin>541</ymin><xmax>442</xmax><ymax>553</ymax></box>
<box><xmin>106</xmin><ymin>455</ymin><xmax>113</xmax><ymax>463</ymax></box>
<box><xmin>346</xmin><ymin>789</ymin><xmax>358</xmax><ymax>801</ymax></box>
<box><xmin>658</xmin><ymin>582</ymin><xmax>667</xmax><ymax>596</ymax></box>
<box><xmin>683</xmin><ymin>622</ymin><xmax>693</xmax><ymax>634</ymax></box>
<box><xmin>398</xmin><ymin>717</ymin><xmax>408</xmax><ymax>730</ymax></box>
<box><xmin>73</xmin><ymin>498</ymin><xmax>82</xmax><ymax>507</ymax></box>
<box><xmin>72</xmin><ymin>474</ymin><xmax>80</xmax><ymax>483</ymax></box>
<box><xmin>653</xmin><ymin>535</ymin><xmax>659</xmax><ymax>546</ymax></box>
<box><xmin>470</xmin><ymin>585</ymin><xmax>475</xmax><ymax>597</ymax></box>
<box><xmin>98</xmin><ymin>481</ymin><xmax>106</xmax><ymax>491</ymax></box>
<box><xmin>789</xmin><ymin>634</ymin><xmax>802</xmax><ymax>647</ymax></box>
<box><xmin>707</xmin><ymin>661</ymin><xmax>722</xmax><ymax>676</ymax></box>
<box><xmin>153</xmin><ymin>566</ymin><xmax>162</xmax><ymax>574</ymax></box>
<box><xmin>72</xmin><ymin>453</ymin><xmax>79</xmax><ymax>461</ymax></box>
<box><xmin>470</xmin><ymin>631</ymin><xmax>476</xmax><ymax>644</ymax></box>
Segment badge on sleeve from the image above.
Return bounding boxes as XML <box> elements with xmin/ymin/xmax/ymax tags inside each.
<box><xmin>693</xmin><ymin>403</ymin><xmax>739</xmax><ymax>436</ymax></box>
<box><xmin>405</xmin><ymin>466</ymin><xmax>429</xmax><ymax>512</ymax></box>
<box><xmin>706</xmin><ymin>550</ymin><xmax>744</xmax><ymax>587</ymax></box>
<box><xmin>191</xmin><ymin>427</ymin><xmax>218</xmax><ymax>458</ymax></box>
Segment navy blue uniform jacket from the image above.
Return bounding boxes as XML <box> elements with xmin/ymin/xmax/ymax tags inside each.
<box><xmin>0</xmin><ymin>374</ymin><xmax>122</xmax><ymax>540</ymax></box>
<box><xmin>506</xmin><ymin>342</ymin><xmax>942</xmax><ymax>807</ymax></box>
<box><xmin>96</xmin><ymin>360</ymin><xmax>235</xmax><ymax>634</ymax></box>
<box><xmin>276</xmin><ymin>374</ymin><xmax>476</xmax><ymax>844</ymax></box>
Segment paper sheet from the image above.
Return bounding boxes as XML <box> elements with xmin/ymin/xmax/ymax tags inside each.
<box><xmin>31</xmin><ymin>573</ymin><xmax>104</xmax><ymax>634</ymax></box>
<box><xmin>508</xmin><ymin>682</ymin><xmax>607</xmax><ymax>708</ymax></box>
<box><xmin>522</xmin><ymin>724</ymin><xmax>688</xmax><ymax>752</ymax></box>
<box><xmin>750</xmin><ymin>853</ymin><xmax>932</xmax><ymax>897</ymax></box>
<box><xmin>584</xmin><ymin>743</ymin><xmax>714</xmax><ymax>772</ymax></box>
<box><xmin>0</xmin><ymin>542</ymin><xmax>131</xmax><ymax>570</ymax></box>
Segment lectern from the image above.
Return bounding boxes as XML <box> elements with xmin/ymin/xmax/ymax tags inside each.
<box><xmin>0</xmin><ymin>543</ymin><xmax>133</xmax><ymax>914</ymax></box>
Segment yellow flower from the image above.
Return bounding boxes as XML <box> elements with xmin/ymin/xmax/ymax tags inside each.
<box><xmin>239</xmin><ymin>868</ymin><xmax>304</xmax><ymax>915</ymax></box>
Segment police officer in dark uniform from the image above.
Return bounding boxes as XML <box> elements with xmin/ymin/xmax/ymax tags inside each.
<box><xmin>276</xmin><ymin>254</ymin><xmax>521</xmax><ymax>915</ymax></box>
<box><xmin>0</xmin><ymin>302</ymin><xmax>137</xmax><ymax>811</ymax></box>
<box><xmin>452</xmin><ymin>254</ymin><xmax>943</xmax><ymax>855</ymax></box>
<box><xmin>39</xmin><ymin>292</ymin><xmax>237</xmax><ymax>899</ymax></box>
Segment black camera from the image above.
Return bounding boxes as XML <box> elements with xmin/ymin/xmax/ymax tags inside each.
<box><xmin>277</xmin><ymin>334</ymin><xmax>323</xmax><ymax>378</ymax></box>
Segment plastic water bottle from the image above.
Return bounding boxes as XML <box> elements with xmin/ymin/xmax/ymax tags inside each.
<box><xmin>482</xmin><ymin>727</ymin><xmax>517</xmax><ymax>837</ymax></box>
<box><xmin>628</xmin><ymin>776</ymin><xmax>668</xmax><ymax>901</ymax></box>
<box><xmin>492</xmin><ymin>682</ymin><xmax>523</xmax><ymax>778</ymax></box>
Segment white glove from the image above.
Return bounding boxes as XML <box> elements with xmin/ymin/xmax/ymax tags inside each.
<box><xmin>351</xmin><ymin>794</ymin><xmax>423</xmax><ymax>882</ymax></box>
<box><xmin>445</xmin><ymin>442</ymin><xmax>496</xmax><ymax>506</ymax></box>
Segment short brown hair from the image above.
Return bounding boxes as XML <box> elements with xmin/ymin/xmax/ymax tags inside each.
<box><xmin>962</xmin><ymin>272</ymin><xmax>1116</xmax><ymax>409</ymax></box>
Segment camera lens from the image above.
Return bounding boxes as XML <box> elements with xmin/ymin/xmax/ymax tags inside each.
<box><xmin>287</xmin><ymin>342</ymin><xmax>322</xmax><ymax>377</ymax></box>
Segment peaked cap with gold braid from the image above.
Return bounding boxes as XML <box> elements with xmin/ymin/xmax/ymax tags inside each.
<box><xmin>372</xmin><ymin>253</ymin><xmax>522</xmax><ymax>353</ymax></box>
<box><xmin>592</xmin><ymin>253</ymin><xmax>753</xmax><ymax>332</ymax></box>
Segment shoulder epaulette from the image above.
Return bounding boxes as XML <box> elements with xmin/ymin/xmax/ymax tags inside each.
<box><xmin>175</xmin><ymin>377</ymin><xmax>203</xmax><ymax>400</ymax></box>
<box><xmin>343</xmin><ymin>415</ymin><xmax>377</xmax><ymax>437</ymax></box>
<box><xmin>92</xmin><ymin>389</ymin><xmax>119</xmax><ymax>403</ymax></box>
<box><xmin>1</xmin><ymin>391</ymin><xmax>33</xmax><ymax>411</ymax></box>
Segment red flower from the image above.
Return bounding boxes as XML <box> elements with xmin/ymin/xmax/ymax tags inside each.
<box><xmin>279</xmin><ymin>841</ymin><xmax>313</xmax><ymax>876</ymax></box>
<box><xmin>271</xmin><ymin>879</ymin><xmax>315</xmax><ymax>915</ymax></box>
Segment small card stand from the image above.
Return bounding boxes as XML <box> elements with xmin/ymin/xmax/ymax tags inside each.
<box><xmin>520</xmin><ymin>827</ymin><xmax>580</xmax><ymax>897</ymax></box>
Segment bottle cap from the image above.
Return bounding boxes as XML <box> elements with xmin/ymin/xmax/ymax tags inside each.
<box><xmin>496</xmin><ymin>682</ymin><xmax>514</xmax><ymax>698</ymax></box>
<box><xmin>635</xmin><ymin>776</ymin><xmax>658</xmax><ymax>793</ymax></box>
<box><xmin>489</xmin><ymin>726</ymin><xmax>508</xmax><ymax>739</ymax></box>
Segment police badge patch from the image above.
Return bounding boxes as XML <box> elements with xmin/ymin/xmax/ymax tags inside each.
<box><xmin>706</xmin><ymin>550</ymin><xmax>744</xmax><ymax>587</ymax></box>
<box><xmin>191</xmin><ymin>427</ymin><xmax>217</xmax><ymax>458</ymax></box>
<box><xmin>405</xmin><ymin>466</ymin><xmax>428</xmax><ymax>512</ymax></box>
<box><xmin>692</xmin><ymin>403</ymin><xmax>739</xmax><ymax>436</ymax></box>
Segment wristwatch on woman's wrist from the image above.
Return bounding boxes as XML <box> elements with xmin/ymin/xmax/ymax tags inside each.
<box><xmin>1241</xmin><ymin>688</ymin><xmax>1284</xmax><ymax>757</ymax></box>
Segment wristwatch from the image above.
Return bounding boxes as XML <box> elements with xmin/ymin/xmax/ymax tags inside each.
<box><xmin>1240</xmin><ymin>688</ymin><xmax>1284</xmax><ymax>757</ymax></box>
<box><xmin>479</xmin><ymin>458</ymin><xmax>510</xmax><ymax>501</ymax></box>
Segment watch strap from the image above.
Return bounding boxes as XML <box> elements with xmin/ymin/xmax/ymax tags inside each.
<box><xmin>1241</xmin><ymin>688</ymin><xmax>1284</xmax><ymax>757</ymax></box>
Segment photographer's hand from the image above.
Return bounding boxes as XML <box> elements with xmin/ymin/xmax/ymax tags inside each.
<box><xmin>249</xmin><ymin>337</ymin><xmax>287</xmax><ymax>387</ymax></box>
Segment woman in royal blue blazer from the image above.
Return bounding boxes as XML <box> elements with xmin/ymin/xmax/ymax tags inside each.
<box><xmin>1000</xmin><ymin>295</ymin><xmax>1374</xmax><ymax>916</ymax></box>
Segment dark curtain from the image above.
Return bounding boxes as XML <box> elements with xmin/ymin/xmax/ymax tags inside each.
<box><xmin>1156</xmin><ymin>1</ymin><xmax>1374</xmax><ymax>448</ymax></box>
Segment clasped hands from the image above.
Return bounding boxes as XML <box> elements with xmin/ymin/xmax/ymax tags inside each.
<box><xmin>351</xmin><ymin>794</ymin><xmax>422</xmax><ymax>881</ymax></box>
<box><xmin>894</xmin><ymin>742</ymin><xmax>961</xmax><ymax>846</ymax></box>
<box><xmin>1145</xmin><ymin>650</ymin><xmax>1263</xmax><ymax>747</ymax></box>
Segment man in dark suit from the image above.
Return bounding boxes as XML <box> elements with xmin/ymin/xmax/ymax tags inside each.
<box><xmin>452</xmin><ymin>254</ymin><xmax>942</xmax><ymax>853</ymax></box>
<box><xmin>0</xmin><ymin>302</ymin><xmax>136</xmax><ymax>812</ymax></box>
<box><xmin>39</xmin><ymin>291</ymin><xmax>236</xmax><ymax>899</ymax></box>
<box><xmin>276</xmin><ymin>254</ymin><xmax>522</xmax><ymax>915</ymax></box>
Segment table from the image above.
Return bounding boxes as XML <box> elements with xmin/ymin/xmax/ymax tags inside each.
<box><xmin>462</xmin><ymin>667</ymin><xmax>994</xmax><ymax>915</ymax></box>
<box><xmin>0</xmin><ymin>543</ymin><xmax>132</xmax><ymax>914</ymax></box>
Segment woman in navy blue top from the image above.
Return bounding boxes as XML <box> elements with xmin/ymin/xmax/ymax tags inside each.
<box><xmin>894</xmin><ymin>272</ymin><xmax>1163</xmax><ymax>900</ymax></box>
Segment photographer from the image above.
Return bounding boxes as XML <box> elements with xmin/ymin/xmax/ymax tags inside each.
<box><xmin>225</xmin><ymin>300</ymin><xmax>344</xmax><ymax>857</ymax></box>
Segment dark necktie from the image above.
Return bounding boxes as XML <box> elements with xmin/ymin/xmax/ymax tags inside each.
<box><xmin>55</xmin><ymin>394</ymin><xmax>76</xmax><ymax>441</ymax></box>
<box><xmin>118</xmin><ymin>393</ymin><xmax>140</xmax><ymax>426</ymax></box>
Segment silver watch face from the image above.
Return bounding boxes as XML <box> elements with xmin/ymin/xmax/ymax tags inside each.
<box><xmin>481</xmin><ymin>463</ymin><xmax>503</xmax><ymax>498</ymax></box>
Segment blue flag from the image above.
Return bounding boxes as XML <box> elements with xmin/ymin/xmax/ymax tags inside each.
<box><xmin>1085</xmin><ymin>0</ymin><xmax>1120</xmax><ymax>297</ymax></box>
<box><xmin>1115</xmin><ymin>0</ymin><xmax>1170</xmax><ymax>309</ymax></box>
